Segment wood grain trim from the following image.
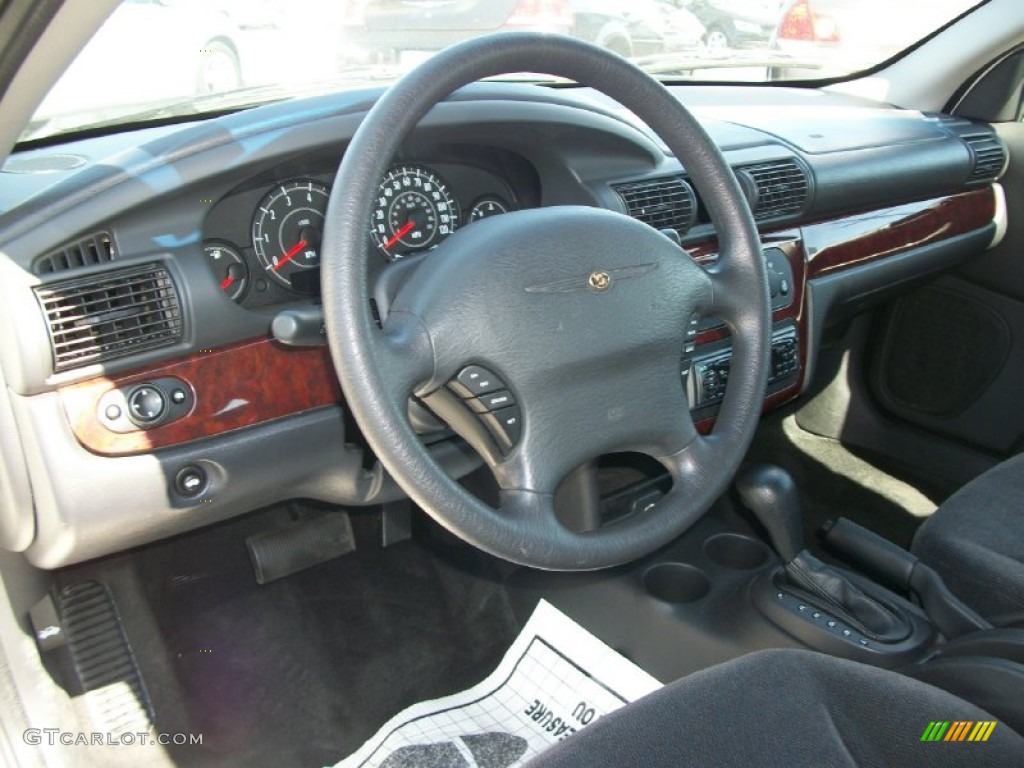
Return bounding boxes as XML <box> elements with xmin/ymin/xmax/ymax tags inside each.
<box><xmin>60</xmin><ymin>338</ymin><xmax>340</xmax><ymax>456</ymax></box>
<box><xmin>687</xmin><ymin>231</ymin><xmax>804</xmax><ymax>346</ymax></box>
<box><xmin>805</xmin><ymin>187</ymin><xmax>996</xmax><ymax>279</ymax></box>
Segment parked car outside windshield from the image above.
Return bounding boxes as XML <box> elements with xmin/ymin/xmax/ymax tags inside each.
<box><xmin>22</xmin><ymin>0</ymin><xmax>987</xmax><ymax>144</ymax></box>
<box><xmin>773</xmin><ymin>0</ymin><xmax>982</xmax><ymax>77</ymax></box>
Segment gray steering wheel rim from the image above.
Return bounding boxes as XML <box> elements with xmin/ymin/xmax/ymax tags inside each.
<box><xmin>322</xmin><ymin>32</ymin><xmax>770</xmax><ymax>571</ymax></box>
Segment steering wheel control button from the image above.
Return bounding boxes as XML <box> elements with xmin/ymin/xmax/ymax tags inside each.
<box><xmin>174</xmin><ymin>465</ymin><xmax>208</xmax><ymax>498</ymax></box>
<box><xmin>467</xmin><ymin>390</ymin><xmax>516</xmax><ymax>413</ymax></box>
<box><xmin>450</xmin><ymin>365</ymin><xmax>505</xmax><ymax>398</ymax></box>
<box><xmin>128</xmin><ymin>385</ymin><xmax>167</xmax><ymax>425</ymax></box>
<box><xmin>480</xmin><ymin>406</ymin><xmax>522</xmax><ymax>450</ymax></box>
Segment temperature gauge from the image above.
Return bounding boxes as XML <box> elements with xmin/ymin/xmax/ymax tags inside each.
<box><xmin>204</xmin><ymin>241</ymin><xmax>248</xmax><ymax>302</ymax></box>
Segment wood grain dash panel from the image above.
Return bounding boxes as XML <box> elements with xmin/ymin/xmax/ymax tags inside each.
<box><xmin>60</xmin><ymin>337</ymin><xmax>340</xmax><ymax>456</ymax></box>
<box><xmin>805</xmin><ymin>187</ymin><xmax>996</xmax><ymax>279</ymax></box>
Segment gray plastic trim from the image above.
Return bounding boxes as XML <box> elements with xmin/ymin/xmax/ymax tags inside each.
<box><xmin>12</xmin><ymin>392</ymin><xmax>479</xmax><ymax>568</ymax></box>
<box><xmin>804</xmin><ymin>225</ymin><xmax>997</xmax><ymax>392</ymax></box>
<box><xmin>0</xmin><ymin>360</ymin><xmax>33</xmax><ymax>552</ymax></box>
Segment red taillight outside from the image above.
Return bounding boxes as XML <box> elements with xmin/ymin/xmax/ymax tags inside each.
<box><xmin>777</xmin><ymin>0</ymin><xmax>840</xmax><ymax>43</ymax></box>
<box><xmin>507</xmin><ymin>0</ymin><xmax>575</xmax><ymax>33</ymax></box>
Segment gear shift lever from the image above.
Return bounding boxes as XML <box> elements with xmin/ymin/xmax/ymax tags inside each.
<box><xmin>736</xmin><ymin>463</ymin><xmax>910</xmax><ymax>642</ymax></box>
<box><xmin>735</xmin><ymin>464</ymin><xmax>804</xmax><ymax>562</ymax></box>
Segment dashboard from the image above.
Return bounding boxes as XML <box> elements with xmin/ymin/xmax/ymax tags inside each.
<box><xmin>0</xmin><ymin>81</ymin><xmax>1007</xmax><ymax>568</ymax></box>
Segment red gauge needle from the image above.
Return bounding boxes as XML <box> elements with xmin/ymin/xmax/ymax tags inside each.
<box><xmin>384</xmin><ymin>221</ymin><xmax>415</xmax><ymax>251</ymax></box>
<box><xmin>220</xmin><ymin>274</ymin><xmax>235</xmax><ymax>291</ymax></box>
<box><xmin>271</xmin><ymin>239</ymin><xmax>309</xmax><ymax>272</ymax></box>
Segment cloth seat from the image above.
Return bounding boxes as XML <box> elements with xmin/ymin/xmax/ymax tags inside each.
<box><xmin>912</xmin><ymin>453</ymin><xmax>1024</xmax><ymax>627</ymax></box>
<box><xmin>527</xmin><ymin>648</ymin><xmax>1023</xmax><ymax>768</ymax></box>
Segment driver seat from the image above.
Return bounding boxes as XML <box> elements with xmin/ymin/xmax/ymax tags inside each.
<box><xmin>528</xmin><ymin>649</ymin><xmax>1023</xmax><ymax>767</ymax></box>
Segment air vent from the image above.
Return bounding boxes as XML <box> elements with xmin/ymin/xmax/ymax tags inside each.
<box><xmin>613</xmin><ymin>176</ymin><xmax>696</xmax><ymax>233</ymax></box>
<box><xmin>964</xmin><ymin>134</ymin><xmax>1007</xmax><ymax>184</ymax></box>
<box><xmin>737</xmin><ymin>160</ymin><xmax>809</xmax><ymax>221</ymax></box>
<box><xmin>35</xmin><ymin>263</ymin><xmax>183</xmax><ymax>372</ymax></box>
<box><xmin>34</xmin><ymin>232</ymin><xmax>116</xmax><ymax>275</ymax></box>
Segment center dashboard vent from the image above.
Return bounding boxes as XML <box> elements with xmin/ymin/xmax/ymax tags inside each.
<box><xmin>34</xmin><ymin>263</ymin><xmax>183</xmax><ymax>372</ymax></box>
<box><xmin>613</xmin><ymin>176</ymin><xmax>696</xmax><ymax>233</ymax></box>
<box><xmin>963</xmin><ymin>134</ymin><xmax>1007</xmax><ymax>184</ymax></box>
<box><xmin>33</xmin><ymin>231</ymin><xmax>116</xmax><ymax>276</ymax></box>
<box><xmin>736</xmin><ymin>160</ymin><xmax>809</xmax><ymax>221</ymax></box>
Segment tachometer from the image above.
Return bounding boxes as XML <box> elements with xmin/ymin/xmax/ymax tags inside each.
<box><xmin>370</xmin><ymin>166</ymin><xmax>459</xmax><ymax>259</ymax></box>
<box><xmin>252</xmin><ymin>180</ymin><xmax>329</xmax><ymax>289</ymax></box>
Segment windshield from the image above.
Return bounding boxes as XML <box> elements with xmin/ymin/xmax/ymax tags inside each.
<box><xmin>23</xmin><ymin>0</ymin><xmax>986</xmax><ymax>143</ymax></box>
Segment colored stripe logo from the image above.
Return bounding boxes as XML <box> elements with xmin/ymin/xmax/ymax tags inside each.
<box><xmin>921</xmin><ymin>721</ymin><xmax>997</xmax><ymax>742</ymax></box>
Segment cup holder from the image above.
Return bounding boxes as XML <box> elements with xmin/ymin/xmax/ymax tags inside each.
<box><xmin>704</xmin><ymin>533</ymin><xmax>770</xmax><ymax>570</ymax></box>
<box><xmin>643</xmin><ymin>563</ymin><xmax>710</xmax><ymax>604</ymax></box>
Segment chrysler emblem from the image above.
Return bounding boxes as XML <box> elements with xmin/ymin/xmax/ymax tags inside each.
<box><xmin>588</xmin><ymin>271</ymin><xmax>611</xmax><ymax>292</ymax></box>
<box><xmin>524</xmin><ymin>262</ymin><xmax>657</xmax><ymax>294</ymax></box>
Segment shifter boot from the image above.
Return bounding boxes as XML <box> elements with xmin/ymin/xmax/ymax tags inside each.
<box><xmin>785</xmin><ymin>551</ymin><xmax>911</xmax><ymax>642</ymax></box>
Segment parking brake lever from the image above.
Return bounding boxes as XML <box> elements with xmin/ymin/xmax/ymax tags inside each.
<box><xmin>821</xmin><ymin>517</ymin><xmax>991</xmax><ymax>640</ymax></box>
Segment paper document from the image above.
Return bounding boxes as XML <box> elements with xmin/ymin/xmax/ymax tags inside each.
<box><xmin>332</xmin><ymin>599</ymin><xmax>662</xmax><ymax>768</ymax></box>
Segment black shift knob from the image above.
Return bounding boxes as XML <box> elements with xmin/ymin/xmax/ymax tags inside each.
<box><xmin>735</xmin><ymin>464</ymin><xmax>804</xmax><ymax>562</ymax></box>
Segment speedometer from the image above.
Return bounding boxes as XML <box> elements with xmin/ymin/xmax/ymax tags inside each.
<box><xmin>370</xmin><ymin>166</ymin><xmax>459</xmax><ymax>259</ymax></box>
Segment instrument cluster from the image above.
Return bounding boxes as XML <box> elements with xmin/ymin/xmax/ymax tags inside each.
<box><xmin>202</xmin><ymin>158</ymin><xmax>524</xmax><ymax>308</ymax></box>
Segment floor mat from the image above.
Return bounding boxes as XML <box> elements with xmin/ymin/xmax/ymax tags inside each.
<box><xmin>127</xmin><ymin>505</ymin><xmax>520</xmax><ymax>768</ymax></box>
<box><xmin>331</xmin><ymin>600</ymin><xmax>661</xmax><ymax>768</ymax></box>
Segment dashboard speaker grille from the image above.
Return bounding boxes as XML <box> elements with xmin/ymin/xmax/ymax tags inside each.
<box><xmin>35</xmin><ymin>263</ymin><xmax>183</xmax><ymax>372</ymax></box>
<box><xmin>738</xmin><ymin>160</ymin><xmax>809</xmax><ymax>221</ymax></box>
<box><xmin>613</xmin><ymin>176</ymin><xmax>696</xmax><ymax>233</ymax></box>
<box><xmin>33</xmin><ymin>231</ymin><xmax>116</xmax><ymax>275</ymax></box>
<box><xmin>964</xmin><ymin>134</ymin><xmax>1007</xmax><ymax>183</ymax></box>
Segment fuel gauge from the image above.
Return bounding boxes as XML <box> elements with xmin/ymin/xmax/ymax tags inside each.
<box><xmin>204</xmin><ymin>241</ymin><xmax>249</xmax><ymax>303</ymax></box>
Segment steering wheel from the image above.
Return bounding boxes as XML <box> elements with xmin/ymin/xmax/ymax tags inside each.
<box><xmin>322</xmin><ymin>33</ymin><xmax>770</xmax><ymax>571</ymax></box>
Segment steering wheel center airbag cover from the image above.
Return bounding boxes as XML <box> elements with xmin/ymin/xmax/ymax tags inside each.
<box><xmin>393</xmin><ymin>206</ymin><xmax>712</xmax><ymax>391</ymax></box>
